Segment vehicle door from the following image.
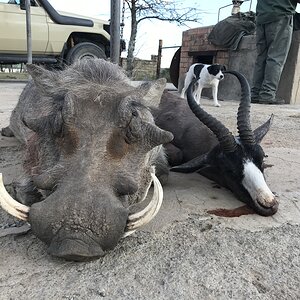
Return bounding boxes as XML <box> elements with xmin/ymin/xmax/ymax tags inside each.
<box><xmin>0</xmin><ymin>0</ymin><xmax>48</xmax><ymax>54</ymax></box>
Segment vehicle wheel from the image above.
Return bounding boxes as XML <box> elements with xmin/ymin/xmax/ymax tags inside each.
<box><xmin>65</xmin><ymin>42</ymin><xmax>106</xmax><ymax>65</ymax></box>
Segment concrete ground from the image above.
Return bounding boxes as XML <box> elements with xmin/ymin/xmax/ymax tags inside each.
<box><xmin>0</xmin><ymin>82</ymin><xmax>300</xmax><ymax>300</ymax></box>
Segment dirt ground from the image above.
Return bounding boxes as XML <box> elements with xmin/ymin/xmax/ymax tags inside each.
<box><xmin>1</xmin><ymin>82</ymin><xmax>300</xmax><ymax>300</ymax></box>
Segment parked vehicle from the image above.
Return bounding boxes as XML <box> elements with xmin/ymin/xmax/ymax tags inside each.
<box><xmin>0</xmin><ymin>0</ymin><xmax>122</xmax><ymax>65</ymax></box>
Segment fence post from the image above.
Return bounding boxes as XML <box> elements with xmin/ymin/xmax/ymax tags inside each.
<box><xmin>110</xmin><ymin>0</ymin><xmax>121</xmax><ymax>64</ymax></box>
<box><xmin>156</xmin><ymin>39</ymin><xmax>162</xmax><ymax>79</ymax></box>
<box><xmin>25</xmin><ymin>0</ymin><xmax>32</xmax><ymax>64</ymax></box>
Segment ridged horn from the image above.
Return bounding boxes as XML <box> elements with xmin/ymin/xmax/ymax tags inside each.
<box><xmin>186</xmin><ymin>78</ymin><xmax>237</xmax><ymax>153</ymax></box>
<box><xmin>224</xmin><ymin>70</ymin><xmax>255</xmax><ymax>145</ymax></box>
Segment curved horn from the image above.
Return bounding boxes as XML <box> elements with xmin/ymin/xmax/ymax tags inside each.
<box><xmin>124</xmin><ymin>168</ymin><xmax>163</xmax><ymax>237</ymax></box>
<box><xmin>186</xmin><ymin>78</ymin><xmax>237</xmax><ymax>153</ymax></box>
<box><xmin>0</xmin><ymin>173</ymin><xmax>29</xmax><ymax>221</ymax></box>
<box><xmin>224</xmin><ymin>70</ymin><xmax>255</xmax><ymax>145</ymax></box>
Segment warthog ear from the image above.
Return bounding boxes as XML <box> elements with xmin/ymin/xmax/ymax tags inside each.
<box><xmin>26</xmin><ymin>64</ymin><xmax>61</xmax><ymax>96</ymax></box>
<box><xmin>140</xmin><ymin>78</ymin><xmax>167</xmax><ymax>108</ymax></box>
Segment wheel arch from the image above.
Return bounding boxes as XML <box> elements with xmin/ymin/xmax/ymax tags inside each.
<box><xmin>64</xmin><ymin>32</ymin><xmax>110</xmax><ymax>59</ymax></box>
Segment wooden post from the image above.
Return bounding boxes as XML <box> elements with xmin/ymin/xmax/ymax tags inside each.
<box><xmin>25</xmin><ymin>0</ymin><xmax>32</xmax><ymax>64</ymax></box>
<box><xmin>156</xmin><ymin>39</ymin><xmax>162</xmax><ymax>79</ymax></box>
<box><xmin>110</xmin><ymin>0</ymin><xmax>121</xmax><ymax>64</ymax></box>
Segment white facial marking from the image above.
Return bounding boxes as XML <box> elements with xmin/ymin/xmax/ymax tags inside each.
<box><xmin>242</xmin><ymin>160</ymin><xmax>275</xmax><ymax>207</ymax></box>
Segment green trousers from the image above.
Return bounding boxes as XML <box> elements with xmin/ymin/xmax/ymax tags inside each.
<box><xmin>251</xmin><ymin>15</ymin><xmax>293</xmax><ymax>101</ymax></box>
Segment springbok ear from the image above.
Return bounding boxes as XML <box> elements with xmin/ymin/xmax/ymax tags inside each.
<box><xmin>26</xmin><ymin>64</ymin><xmax>61</xmax><ymax>96</ymax></box>
<box><xmin>140</xmin><ymin>78</ymin><xmax>167</xmax><ymax>108</ymax></box>
<box><xmin>253</xmin><ymin>114</ymin><xmax>274</xmax><ymax>144</ymax></box>
<box><xmin>171</xmin><ymin>153</ymin><xmax>209</xmax><ymax>173</ymax></box>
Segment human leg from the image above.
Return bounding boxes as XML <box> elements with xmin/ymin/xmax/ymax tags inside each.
<box><xmin>251</xmin><ymin>24</ymin><xmax>267</xmax><ymax>101</ymax></box>
<box><xmin>258</xmin><ymin>16</ymin><xmax>293</xmax><ymax>103</ymax></box>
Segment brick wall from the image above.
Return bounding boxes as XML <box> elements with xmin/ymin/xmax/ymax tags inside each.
<box><xmin>179</xmin><ymin>25</ymin><xmax>229</xmax><ymax>77</ymax></box>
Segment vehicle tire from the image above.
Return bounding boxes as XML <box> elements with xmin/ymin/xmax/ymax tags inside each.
<box><xmin>65</xmin><ymin>42</ymin><xmax>106</xmax><ymax>65</ymax></box>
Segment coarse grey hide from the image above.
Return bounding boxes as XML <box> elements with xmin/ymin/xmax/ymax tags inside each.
<box><xmin>2</xmin><ymin>58</ymin><xmax>173</xmax><ymax>261</ymax></box>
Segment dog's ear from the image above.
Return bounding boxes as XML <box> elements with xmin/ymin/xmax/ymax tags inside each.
<box><xmin>221</xmin><ymin>65</ymin><xmax>227</xmax><ymax>72</ymax></box>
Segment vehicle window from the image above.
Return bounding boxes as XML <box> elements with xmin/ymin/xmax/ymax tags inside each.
<box><xmin>1</xmin><ymin>0</ymin><xmax>37</xmax><ymax>6</ymax></box>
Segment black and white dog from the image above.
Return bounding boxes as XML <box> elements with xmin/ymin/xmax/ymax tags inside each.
<box><xmin>180</xmin><ymin>63</ymin><xmax>226</xmax><ymax>107</ymax></box>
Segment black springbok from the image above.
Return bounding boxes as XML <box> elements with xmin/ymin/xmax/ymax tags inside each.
<box><xmin>163</xmin><ymin>71</ymin><xmax>278</xmax><ymax>216</ymax></box>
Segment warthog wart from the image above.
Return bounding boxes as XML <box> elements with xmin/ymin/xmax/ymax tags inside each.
<box><xmin>0</xmin><ymin>58</ymin><xmax>173</xmax><ymax>261</ymax></box>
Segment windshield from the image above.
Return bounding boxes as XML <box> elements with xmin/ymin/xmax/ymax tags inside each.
<box><xmin>0</xmin><ymin>0</ymin><xmax>37</xmax><ymax>5</ymax></box>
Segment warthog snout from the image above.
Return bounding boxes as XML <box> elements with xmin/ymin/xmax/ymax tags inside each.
<box><xmin>29</xmin><ymin>189</ymin><xmax>129</xmax><ymax>261</ymax></box>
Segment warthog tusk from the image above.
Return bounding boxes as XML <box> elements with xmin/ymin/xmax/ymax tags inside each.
<box><xmin>124</xmin><ymin>170</ymin><xmax>163</xmax><ymax>237</ymax></box>
<box><xmin>0</xmin><ymin>173</ymin><xmax>30</xmax><ymax>221</ymax></box>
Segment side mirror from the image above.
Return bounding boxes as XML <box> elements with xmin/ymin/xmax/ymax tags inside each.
<box><xmin>20</xmin><ymin>0</ymin><xmax>26</xmax><ymax>10</ymax></box>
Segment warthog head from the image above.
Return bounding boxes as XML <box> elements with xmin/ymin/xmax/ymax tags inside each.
<box><xmin>0</xmin><ymin>59</ymin><xmax>173</xmax><ymax>261</ymax></box>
